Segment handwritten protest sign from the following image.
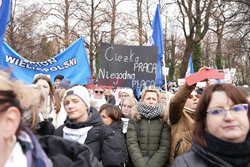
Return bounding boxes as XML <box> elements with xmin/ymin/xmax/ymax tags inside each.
<box><xmin>98</xmin><ymin>43</ymin><xmax>158</xmax><ymax>88</ymax></box>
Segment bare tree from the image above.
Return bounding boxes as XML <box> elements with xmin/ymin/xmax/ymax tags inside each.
<box><xmin>44</xmin><ymin>0</ymin><xmax>80</xmax><ymax>51</ymax></box>
<box><xmin>176</xmin><ymin>0</ymin><xmax>214</xmax><ymax>77</ymax></box>
<box><xmin>5</xmin><ymin>0</ymin><xmax>44</xmax><ymax>61</ymax></box>
<box><xmin>75</xmin><ymin>0</ymin><xmax>106</xmax><ymax>74</ymax></box>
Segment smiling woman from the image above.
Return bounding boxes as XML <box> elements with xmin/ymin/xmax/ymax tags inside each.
<box><xmin>172</xmin><ymin>83</ymin><xmax>250</xmax><ymax>167</ymax></box>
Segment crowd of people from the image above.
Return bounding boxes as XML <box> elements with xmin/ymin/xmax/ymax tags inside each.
<box><xmin>0</xmin><ymin>70</ymin><xmax>249</xmax><ymax>167</ymax></box>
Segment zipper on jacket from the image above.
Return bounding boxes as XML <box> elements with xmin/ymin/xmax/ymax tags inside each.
<box><xmin>147</xmin><ymin>119</ymin><xmax>151</xmax><ymax>157</ymax></box>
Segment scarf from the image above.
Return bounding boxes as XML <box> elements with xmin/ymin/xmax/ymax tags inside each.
<box><xmin>63</xmin><ymin>126</ymin><xmax>93</xmax><ymax>144</ymax></box>
<box><xmin>205</xmin><ymin>132</ymin><xmax>250</xmax><ymax>167</ymax></box>
<box><xmin>18</xmin><ymin>126</ymin><xmax>52</xmax><ymax>167</ymax></box>
<box><xmin>138</xmin><ymin>101</ymin><xmax>163</xmax><ymax>120</ymax></box>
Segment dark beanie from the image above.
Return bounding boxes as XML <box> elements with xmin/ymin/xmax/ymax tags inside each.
<box><xmin>58</xmin><ymin>79</ymin><xmax>71</xmax><ymax>90</ymax></box>
<box><xmin>54</xmin><ymin>75</ymin><xmax>64</xmax><ymax>81</ymax></box>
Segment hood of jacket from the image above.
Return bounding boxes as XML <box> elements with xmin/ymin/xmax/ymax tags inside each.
<box><xmin>64</xmin><ymin>107</ymin><xmax>104</xmax><ymax>129</ymax></box>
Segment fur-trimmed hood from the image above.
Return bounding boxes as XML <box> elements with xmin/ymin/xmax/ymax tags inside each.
<box><xmin>130</xmin><ymin>102</ymin><xmax>169</xmax><ymax>122</ymax></box>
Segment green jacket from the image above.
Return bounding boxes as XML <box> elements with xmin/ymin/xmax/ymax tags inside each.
<box><xmin>126</xmin><ymin>116</ymin><xmax>171</xmax><ymax>167</ymax></box>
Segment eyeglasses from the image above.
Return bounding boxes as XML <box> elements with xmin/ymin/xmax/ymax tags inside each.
<box><xmin>207</xmin><ymin>104</ymin><xmax>248</xmax><ymax>116</ymax></box>
<box><xmin>94</xmin><ymin>90</ymin><xmax>104</xmax><ymax>94</ymax></box>
<box><xmin>189</xmin><ymin>94</ymin><xmax>200</xmax><ymax>99</ymax></box>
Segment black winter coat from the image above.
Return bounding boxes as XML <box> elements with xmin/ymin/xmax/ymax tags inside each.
<box><xmin>110</xmin><ymin>122</ymin><xmax>128</xmax><ymax>166</ymax></box>
<box><xmin>39</xmin><ymin>135</ymin><xmax>102</xmax><ymax>167</ymax></box>
<box><xmin>55</xmin><ymin>107</ymin><xmax>122</xmax><ymax>167</ymax></box>
<box><xmin>172</xmin><ymin>139</ymin><xmax>250</xmax><ymax>167</ymax></box>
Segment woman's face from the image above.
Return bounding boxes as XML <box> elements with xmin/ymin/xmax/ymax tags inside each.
<box><xmin>64</xmin><ymin>94</ymin><xmax>88</xmax><ymax>122</ymax></box>
<box><xmin>161</xmin><ymin>95</ymin><xmax>167</xmax><ymax>106</ymax></box>
<box><xmin>185</xmin><ymin>92</ymin><xmax>200</xmax><ymax>110</ymax></box>
<box><xmin>206</xmin><ymin>91</ymin><xmax>249</xmax><ymax>143</ymax></box>
<box><xmin>58</xmin><ymin>87</ymin><xmax>67</xmax><ymax>99</ymax></box>
<box><xmin>122</xmin><ymin>100</ymin><xmax>133</xmax><ymax>118</ymax></box>
<box><xmin>120</xmin><ymin>92</ymin><xmax>129</xmax><ymax>103</ymax></box>
<box><xmin>100</xmin><ymin>110</ymin><xmax>113</xmax><ymax>125</ymax></box>
<box><xmin>143</xmin><ymin>92</ymin><xmax>158</xmax><ymax>106</ymax></box>
<box><xmin>36</xmin><ymin>79</ymin><xmax>50</xmax><ymax>95</ymax></box>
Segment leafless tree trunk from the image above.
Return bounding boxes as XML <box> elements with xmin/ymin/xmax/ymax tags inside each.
<box><xmin>137</xmin><ymin>0</ymin><xmax>143</xmax><ymax>46</ymax></box>
<box><xmin>177</xmin><ymin>0</ymin><xmax>214</xmax><ymax>78</ymax></box>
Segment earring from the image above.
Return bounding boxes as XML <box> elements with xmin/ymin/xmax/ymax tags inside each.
<box><xmin>7</xmin><ymin>135</ymin><xmax>17</xmax><ymax>146</ymax></box>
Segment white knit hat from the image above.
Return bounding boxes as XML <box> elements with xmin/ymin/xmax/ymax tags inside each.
<box><xmin>120</xmin><ymin>88</ymin><xmax>134</xmax><ymax>98</ymax></box>
<box><xmin>62</xmin><ymin>85</ymin><xmax>90</xmax><ymax>110</ymax></box>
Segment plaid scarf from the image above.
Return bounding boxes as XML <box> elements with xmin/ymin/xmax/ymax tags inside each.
<box><xmin>138</xmin><ymin>101</ymin><xmax>163</xmax><ymax>120</ymax></box>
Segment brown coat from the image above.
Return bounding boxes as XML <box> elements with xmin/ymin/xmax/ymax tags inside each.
<box><xmin>168</xmin><ymin>83</ymin><xmax>195</xmax><ymax>165</ymax></box>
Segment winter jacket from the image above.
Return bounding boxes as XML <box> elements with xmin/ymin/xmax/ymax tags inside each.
<box><xmin>55</xmin><ymin>107</ymin><xmax>122</xmax><ymax>167</ymax></box>
<box><xmin>39</xmin><ymin>135</ymin><xmax>102</xmax><ymax>167</ymax></box>
<box><xmin>126</xmin><ymin>108</ymin><xmax>171</xmax><ymax>167</ymax></box>
<box><xmin>168</xmin><ymin>83</ymin><xmax>195</xmax><ymax>165</ymax></box>
<box><xmin>172</xmin><ymin>133</ymin><xmax>250</xmax><ymax>167</ymax></box>
<box><xmin>172</xmin><ymin>142</ymin><xmax>231</xmax><ymax>167</ymax></box>
<box><xmin>110</xmin><ymin>121</ymin><xmax>128</xmax><ymax>166</ymax></box>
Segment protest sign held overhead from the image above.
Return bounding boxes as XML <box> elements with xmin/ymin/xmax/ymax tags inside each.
<box><xmin>0</xmin><ymin>37</ymin><xmax>92</xmax><ymax>85</ymax></box>
<box><xmin>98</xmin><ymin>43</ymin><xmax>158</xmax><ymax>88</ymax></box>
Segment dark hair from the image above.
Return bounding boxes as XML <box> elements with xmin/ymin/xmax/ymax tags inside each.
<box><xmin>193</xmin><ymin>83</ymin><xmax>250</xmax><ymax>149</ymax></box>
<box><xmin>33</xmin><ymin>75</ymin><xmax>61</xmax><ymax>113</ymax></box>
<box><xmin>54</xmin><ymin>74</ymin><xmax>64</xmax><ymax>81</ymax></box>
<box><xmin>99</xmin><ymin>104</ymin><xmax>122</xmax><ymax>124</ymax></box>
<box><xmin>0</xmin><ymin>90</ymin><xmax>22</xmax><ymax>113</ymax></box>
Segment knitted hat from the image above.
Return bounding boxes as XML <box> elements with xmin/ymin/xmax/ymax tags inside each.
<box><xmin>58</xmin><ymin>79</ymin><xmax>71</xmax><ymax>90</ymax></box>
<box><xmin>62</xmin><ymin>86</ymin><xmax>90</xmax><ymax>110</ymax></box>
<box><xmin>54</xmin><ymin>75</ymin><xmax>64</xmax><ymax>81</ymax></box>
<box><xmin>120</xmin><ymin>88</ymin><xmax>134</xmax><ymax>98</ymax></box>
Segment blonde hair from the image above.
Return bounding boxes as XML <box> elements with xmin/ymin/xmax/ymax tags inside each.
<box><xmin>0</xmin><ymin>71</ymin><xmax>40</xmax><ymax>130</ymax></box>
<box><xmin>22</xmin><ymin>85</ymin><xmax>48</xmax><ymax>129</ymax></box>
<box><xmin>121</xmin><ymin>97</ymin><xmax>137</xmax><ymax>108</ymax></box>
<box><xmin>140</xmin><ymin>88</ymin><xmax>160</xmax><ymax>102</ymax></box>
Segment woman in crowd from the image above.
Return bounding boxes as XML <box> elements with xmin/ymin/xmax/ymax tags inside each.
<box><xmin>55</xmin><ymin>85</ymin><xmax>122</xmax><ymax>167</ymax></box>
<box><xmin>168</xmin><ymin>81</ymin><xmax>200</xmax><ymax>165</ymax></box>
<box><xmin>33</xmin><ymin>75</ymin><xmax>61</xmax><ymax>126</ymax></box>
<box><xmin>126</xmin><ymin>88</ymin><xmax>171</xmax><ymax>167</ymax></box>
<box><xmin>160</xmin><ymin>91</ymin><xmax>170</xmax><ymax>107</ymax></box>
<box><xmin>172</xmin><ymin>83</ymin><xmax>250</xmax><ymax>167</ymax></box>
<box><xmin>0</xmin><ymin>71</ymin><xmax>52</xmax><ymax>167</ymax></box>
<box><xmin>99</xmin><ymin>104</ymin><xmax>128</xmax><ymax>166</ymax></box>
<box><xmin>121</xmin><ymin>97</ymin><xmax>137</xmax><ymax>119</ymax></box>
<box><xmin>121</xmin><ymin>97</ymin><xmax>137</xmax><ymax>134</ymax></box>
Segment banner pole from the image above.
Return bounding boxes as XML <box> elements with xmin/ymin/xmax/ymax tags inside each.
<box><xmin>162</xmin><ymin>53</ymin><xmax>168</xmax><ymax>105</ymax></box>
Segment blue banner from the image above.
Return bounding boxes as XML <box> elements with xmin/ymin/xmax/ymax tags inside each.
<box><xmin>152</xmin><ymin>4</ymin><xmax>164</xmax><ymax>86</ymax></box>
<box><xmin>185</xmin><ymin>55</ymin><xmax>194</xmax><ymax>77</ymax></box>
<box><xmin>0</xmin><ymin>37</ymin><xmax>92</xmax><ymax>85</ymax></box>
